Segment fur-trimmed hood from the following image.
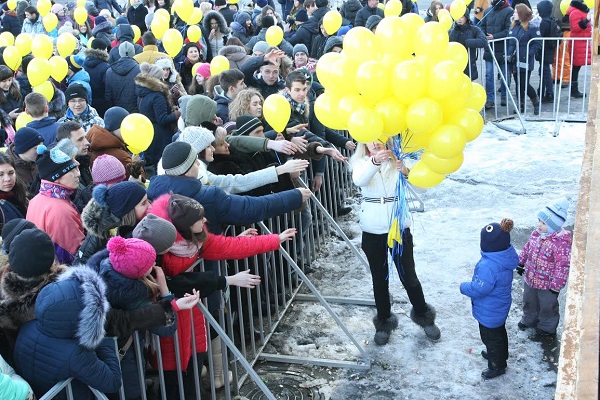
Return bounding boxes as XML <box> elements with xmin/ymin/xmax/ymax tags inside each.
<box><xmin>569</xmin><ymin>0</ymin><xmax>589</xmax><ymax>12</ymax></box>
<box><xmin>85</xmin><ymin>47</ymin><xmax>110</xmax><ymax>63</ymax></box>
<box><xmin>219</xmin><ymin>45</ymin><xmax>250</xmax><ymax>62</ymax></box>
<box><xmin>92</xmin><ymin>20</ymin><xmax>113</xmax><ymax>35</ymax></box>
<box><xmin>135</xmin><ymin>73</ymin><xmax>171</xmax><ymax>96</ymax></box>
<box><xmin>0</xmin><ymin>261</ymin><xmax>68</xmax><ymax>331</ymax></box>
<box><xmin>81</xmin><ymin>199</ymin><xmax>121</xmax><ymax>238</ymax></box>
<box><xmin>203</xmin><ymin>10</ymin><xmax>229</xmax><ymax>35</ymax></box>
<box><xmin>35</xmin><ymin>266</ymin><xmax>109</xmax><ymax>349</ymax></box>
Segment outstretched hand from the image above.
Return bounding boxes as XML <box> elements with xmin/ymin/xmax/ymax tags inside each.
<box><xmin>228</xmin><ymin>270</ymin><xmax>261</xmax><ymax>288</ymax></box>
<box><xmin>278</xmin><ymin>228</ymin><xmax>297</xmax><ymax>242</ymax></box>
<box><xmin>176</xmin><ymin>289</ymin><xmax>201</xmax><ymax>310</ymax></box>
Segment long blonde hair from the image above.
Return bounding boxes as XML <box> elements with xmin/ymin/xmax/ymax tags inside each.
<box><xmin>140</xmin><ymin>275</ymin><xmax>159</xmax><ymax>299</ymax></box>
<box><xmin>349</xmin><ymin>140</ymin><xmax>398</xmax><ymax>182</ymax></box>
<box><xmin>229</xmin><ymin>88</ymin><xmax>264</xmax><ymax>121</ymax></box>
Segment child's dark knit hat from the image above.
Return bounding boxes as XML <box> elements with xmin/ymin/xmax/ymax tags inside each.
<box><xmin>480</xmin><ymin>218</ymin><xmax>513</xmax><ymax>253</ymax></box>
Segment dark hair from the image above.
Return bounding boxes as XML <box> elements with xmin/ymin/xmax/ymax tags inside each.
<box><xmin>0</xmin><ymin>66</ymin><xmax>22</xmax><ymax>106</ymax></box>
<box><xmin>73</xmin><ymin>20</ymin><xmax>93</xmax><ymax>38</ymax></box>
<box><xmin>219</xmin><ymin>69</ymin><xmax>245</xmax><ymax>94</ymax></box>
<box><xmin>56</xmin><ymin>121</ymin><xmax>83</xmax><ymax>141</ymax></box>
<box><xmin>24</xmin><ymin>6</ymin><xmax>38</xmax><ymax>15</ymax></box>
<box><xmin>24</xmin><ymin>93</ymin><xmax>48</xmax><ymax>118</ymax></box>
<box><xmin>187</xmin><ymin>76</ymin><xmax>206</xmax><ymax>95</ymax></box>
<box><xmin>304</xmin><ymin>0</ymin><xmax>315</xmax><ymax>7</ymax></box>
<box><xmin>154</xmin><ymin>0</ymin><xmax>171</xmax><ymax>9</ymax></box>
<box><xmin>262</xmin><ymin>15</ymin><xmax>275</xmax><ymax>28</ymax></box>
<box><xmin>0</xmin><ymin>153</ymin><xmax>28</xmax><ymax>211</ymax></box>
<box><xmin>21</xmin><ymin>55</ymin><xmax>33</xmax><ymax>74</ymax></box>
<box><xmin>226</xmin><ymin>37</ymin><xmax>244</xmax><ymax>47</ymax></box>
<box><xmin>142</xmin><ymin>31</ymin><xmax>157</xmax><ymax>46</ymax></box>
<box><xmin>285</xmin><ymin>69</ymin><xmax>308</xmax><ymax>89</ymax></box>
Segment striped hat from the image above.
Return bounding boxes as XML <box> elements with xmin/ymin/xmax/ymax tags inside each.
<box><xmin>234</xmin><ymin>114</ymin><xmax>262</xmax><ymax>136</ymax></box>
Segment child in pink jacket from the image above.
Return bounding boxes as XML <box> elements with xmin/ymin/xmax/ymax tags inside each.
<box><xmin>516</xmin><ymin>199</ymin><xmax>572</xmax><ymax>337</ymax></box>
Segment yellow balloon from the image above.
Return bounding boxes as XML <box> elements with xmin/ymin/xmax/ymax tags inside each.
<box><xmin>414</xmin><ymin>22</ymin><xmax>449</xmax><ymax>58</ymax></box>
<box><xmin>408</xmin><ymin>160</ymin><xmax>445</xmax><ymax>188</ymax></box>
<box><xmin>37</xmin><ymin>0</ymin><xmax>51</xmax><ymax>17</ymax></box>
<box><xmin>377</xmin><ymin>3</ymin><xmax>384</xmax><ymax>10</ymax></box>
<box><xmin>401</xmin><ymin>129</ymin><xmax>430</xmax><ymax>153</ymax></box>
<box><xmin>427</xmin><ymin>60</ymin><xmax>463</xmax><ymax>101</ymax></box>
<box><xmin>446</xmin><ymin>42</ymin><xmax>469</xmax><ymax>70</ymax></box>
<box><xmin>210</xmin><ymin>55</ymin><xmax>230</xmax><ymax>75</ymax></box>
<box><xmin>120</xmin><ymin>113</ymin><xmax>155</xmax><ymax>154</ymax></box>
<box><xmin>77</xmin><ymin>0</ymin><xmax>87</xmax><ymax>6</ymax></box>
<box><xmin>337</xmin><ymin>94</ymin><xmax>368</xmax><ymax>129</ymax></box>
<box><xmin>154</xmin><ymin>8</ymin><xmax>171</xmax><ymax>22</ymax></box>
<box><xmin>560</xmin><ymin>0</ymin><xmax>569</xmax><ymax>15</ymax></box>
<box><xmin>265</xmin><ymin>25</ymin><xmax>284</xmax><ymax>46</ymax></box>
<box><xmin>314</xmin><ymin>91</ymin><xmax>345</xmax><ymax>130</ymax></box>
<box><xmin>0</xmin><ymin>32</ymin><xmax>14</xmax><ymax>46</ymax></box>
<box><xmin>7</xmin><ymin>0</ymin><xmax>17</xmax><ymax>10</ymax></box>
<box><xmin>343</xmin><ymin>27</ymin><xmax>378</xmax><ymax>62</ymax></box>
<box><xmin>406</xmin><ymin>98</ymin><xmax>443</xmax><ymax>136</ymax></box>
<box><xmin>583</xmin><ymin>0</ymin><xmax>593</xmax><ymax>9</ymax></box>
<box><xmin>31</xmin><ymin>34</ymin><xmax>53</xmax><ymax>59</ymax></box>
<box><xmin>375</xmin><ymin>16</ymin><xmax>411</xmax><ymax>57</ymax></box>
<box><xmin>384</xmin><ymin>0</ymin><xmax>403</xmax><ymax>17</ymax></box>
<box><xmin>14</xmin><ymin>34</ymin><xmax>32</xmax><ymax>57</ymax></box>
<box><xmin>3</xmin><ymin>46</ymin><xmax>21</xmax><ymax>71</ymax></box>
<box><xmin>465</xmin><ymin>82</ymin><xmax>486</xmax><ymax>111</ymax></box>
<box><xmin>43</xmin><ymin>13</ymin><xmax>58</xmax><ymax>32</ymax></box>
<box><xmin>400</xmin><ymin>12</ymin><xmax>425</xmax><ymax>33</ymax></box>
<box><xmin>15</xmin><ymin>112</ymin><xmax>32</xmax><ymax>130</ymax></box>
<box><xmin>33</xmin><ymin>81</ymin><xmax>54</xmax><ymax>102</ymax></box>
<box><xmin>440</xmin><ymin>74</ymin><xmax>471</xmax><ymax>115</ymax></box>
<box><xmin>450</xmin><ymin>0</ymin><xmax>466</xmax><ymax>20</ymax></box>
<box><xmin>422</xmin><ymin>151</ymin><xmax>464</xmax><ymax>174</ymax></box>
<box><xmin>175</xmin><ymin>0</ymin><xmax>194</xmax><ymax>18</ymax></box>
<box><xmin>374</xmin><ymin>97</ymin><xmax>407</xmax><ymax>135</ymax></box>
<box><xmin>323</xmin><ymin>10</ymin><xmax>342</xmax><ymax>35</ymax></box>
<box><xmin>328</xmin><ymin>56</ymin><xmax>360</xmax><ymax>96</ymax></box>
<box><xmin>315</xmin><ymin>52</ymin><xmax>343</xmax><ymax>90</ymax></box>
<box><xmin>132</xmin><ymin>25</ymin><xmax>141</xmax><ymax>43</ymax></box>
<box><xmin>191</xmin><ymin>62</ymin><xmax>202</xmax><ymax>76</ymax></box>
<box><xmin>428</xmin><ymin>124</ymin><xmax>467</xmax><ymax>159</ymax></box>
<box><xmin>27</xmin><ymin>58</ymin><xmax>51</xmax><ymax>86</ymax></box>
<box><xmin>187</xmin><ymin>8</ymin><xmax>204</xmax><ymax>25</ymax></box>
<box><xmin>391</xmin><ymin>60</ymin><xmax>427</xmax><ymax>105</ymax></box>
<box><xmin>151</xmin><ymin>15</ymin><xmax>169</xmax><ymax>39</ymax></box>
<box><xmin>187</xmin><ymin>25</ymin><xmax>201</xmax><ymax>43</ymax></box>
<box><xmin>87</xmin><ymin>37</ymin><xmax>95</xmax><ymax>48</ymax></box>
<box><xmin>355</xmin><ymin>60</ymin><xmax>390</xmax><ymax>102</ymax></box>
<box><xmin>74</xmin><ymin>6</ymin><xmax>88</xmax><ymax>25</ymax></box>
<box><xmin>438</xmin><ymin>13</ymin><xmax>453</xmax><ymax>30</ymax></box>
<box><xmin>162</xmin><ymin>29</ymin><xmax>183</xmax><ymax>57</ymax></box>
<box><xmin>263</xmin><ymin>93</ymin><xmax>291</xmax><ymax>133</ymax></box>
<box><xmin>49</xmin><ymin>56</ymin><xmax>69</xmax><ymax>81</ymax></box>
<box><xmin>447</xmin><ymin>108</ymin><xmax>484</xmax><ymax>142</ymax></box>
<box><xmin>57</xmin><ymin>33</ymin><xmax>77</xmax><ymax>57</ymax></box>
<box><xmin>348</xmin><ymin>108</ymin><xmax>383</xmax><ymax>143</ymax></box>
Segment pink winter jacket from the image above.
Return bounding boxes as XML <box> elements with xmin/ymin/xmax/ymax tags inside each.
<box><xmin>518</xmin><ymin>229</ymin><xmax>572</xmax><ymax>291</ymax></box>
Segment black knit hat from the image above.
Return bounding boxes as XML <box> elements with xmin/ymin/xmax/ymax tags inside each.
<box><xmin>168</xmin><ymin>194</ymin><xmax>204</xmax><ymax>241</ymax></box>
<box><xmin>35</xmin><ymin>144</ymin><xmax>79</xmax><ymax>182</ymax></box>
<box><xmin>1</xmin><ymin>218</ymin><xmax>36</xmax><ymax>254</ymax></box>
<box><xmin>14</xmin><ymin>127</ymin><xmax>44</xmax><ymax>155</ymax></box>
<box><xmin>184</xmin><ymin>42</ymin><xmax>200</xmax><ymax>58</ymax></box>
<box><xmin>103</xmin><ymin>106</ymin><xmax>129</xmax><ymax>132</ymax></box>
<box><xmin>9</xmin><ymin>228</ymin><xmax>56</xmax><ymax>278</ymax></box>
<box><xmin>480</xmin><ymin>218</ymin><xmax>513</xmax><ymax>253</ymax></box>
<box><xmin>234</xmin><ymin>114</ymin><xmax>262</xmax><ymax>136</ymax></box>
<box><xmin>162</xmin><ymin>142</ymin><xmax>197</xmax><ymax>176</ymax></box>
<box><xmin>64</xmin><ymin>83</ymin><xmax>88</xmax><ymax>102</ymax></box>
<box><xmin>93</xmin><ymin>181</ymin><xmax>147</xmax><ymax>218</ymax></box>
<box><xmin>90</xmin><ymin>37</ymin><xmax>109</xmax><ymax>51</ymax></box>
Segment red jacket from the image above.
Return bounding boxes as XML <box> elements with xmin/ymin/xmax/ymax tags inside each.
<box><xmin>567</xmin><ymin>4</ymin><xmax>592</xmax><ymax>67</ymax></box>
<box><xmin>148</xmin><ymin>194</ymin><xmax>280</xmax><ymax>370</ymax></box>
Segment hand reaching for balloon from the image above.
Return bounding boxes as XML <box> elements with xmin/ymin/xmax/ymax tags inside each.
<box><xmin>286</xmin><ymin>123</ymin><xmax>308</xmax><ymax>135</ymax></box>
<box><xmin>345</xmin><ymin>141</ymin><xmax>357</xmax><ymax>150</ymax></box>
<box><xmin>267</xmin><ymin>139</ymin><xmax>299</xmax><ymax>155</ymax></box>
<box><xmin>238</xmin><ymin>228</ymin><xmax>258</xmax><ymax>237</ymax></box>
<box><xmin>175</xmin><ymin>289</ymin><xmax>200</xmax><ymax>310</ymax></box>
<box><xmin>226</xmin><ymin>270</ymin><xmax>261</xmax><ymax>288</ymax></box>
<box><xmin>290</xmin><ymin>135</ymin><xmax>308</xmax><ymax>153</ymax></box>
<box><xmin>278</xmin><ymin>228</ymin><xmax>297</xmax><ymax>242</ymax></box>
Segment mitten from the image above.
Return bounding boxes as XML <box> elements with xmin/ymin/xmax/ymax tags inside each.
<box><xmin>549</xmin><ymin>288</ymin><xmax>560</xmax><ymax>295</ymax></box>
<box><xmin>516</xmin><ymin>264</ymin><xmax>525</xmax><ymax>275</ymax></box>
<box><xmin>578</xmin><ymin>19</ymin><xmax>589</xmax><ymax>30</ymax></box>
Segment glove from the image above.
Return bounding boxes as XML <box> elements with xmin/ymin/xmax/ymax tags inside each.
<box><xmin>578</xmin><ymin>19</ymin><xmax>589</xmax><ymax>30</ymax></box>
<box><xmin>549</xmin><ymin>288</ymin><xmax>560</xmax><ymax>295</ymax></box>
<box><xmin>516</xmin><ymin>264</ymin><xmax>525</xmax><ymax>276</ymax></box>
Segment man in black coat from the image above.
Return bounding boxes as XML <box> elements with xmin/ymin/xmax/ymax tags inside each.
<box><xmin>105</xmin><ymin>42</ymin><xmax>141</xmax><ymax>113</ymax></box>
<box><xmin>354</xmin><ymin>0</ymin><xmax>383</xmax><ymax>27</ymax></box>
<box><xmin>288</xmin><ymin>0</ymin><xmax>329</xmax><ymax>53</ymax></box>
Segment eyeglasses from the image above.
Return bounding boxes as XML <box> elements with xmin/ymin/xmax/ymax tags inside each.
<box><xmin>68</xmin><ymin>99</ymin><xmax>86</xmax><ymax>105</ymax></box>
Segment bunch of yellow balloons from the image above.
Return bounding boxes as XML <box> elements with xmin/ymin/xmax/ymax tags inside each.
<box><xmin>314</xmin><ymin>5</ymin><xmax>485</xmax><ymax>189</ymax></box>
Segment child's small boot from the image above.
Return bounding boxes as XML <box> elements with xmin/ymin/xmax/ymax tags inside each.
<box><xmin>482</xmin><ymin>363</ymin><xmax>507</xmax><ymax>380</ymax></box>
<box><xmin>410</xmin><ymin>304</ymin><xmax>441</xmax><ymax>341</ymax></box>
<box><xmin>373</xmin><ymin>313</ymin><xmax>398</xmax><ymax>346</ymax></box>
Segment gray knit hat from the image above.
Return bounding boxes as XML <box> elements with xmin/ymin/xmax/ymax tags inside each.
<box><xmin>118</xmin><ymin>41</ymin><xmax>135</xmax><ymax>58</ymax></box>
<box><xmin>178</xmin><ymin>126</ymin><xmax>215</xmax><ymax>154</ymax></box>
<box><xmin>133</xmin><ymin>214</ymin><xmax>177</xmax><ymax>254</ymax></box>
<box><xmin>161</xmin><ymin>141</ymin><xmax>197</xmax><ymax>176</ymax></box>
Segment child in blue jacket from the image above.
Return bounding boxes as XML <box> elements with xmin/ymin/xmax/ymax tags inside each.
<box><xmin>460</xmin><ymin>218</ymin><xmax>519</xmax><ymax>380</ymax></box>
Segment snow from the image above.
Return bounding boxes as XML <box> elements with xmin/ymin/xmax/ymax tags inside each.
<box><xmin>264</xmin><ymin>120</ymin><xmax>584</xmax><ymax>400</ymax></box>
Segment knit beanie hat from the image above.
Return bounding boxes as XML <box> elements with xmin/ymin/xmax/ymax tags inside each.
<box><xmin>51</xmin><ymin>3</ymin><xmax>65</xmax><ymax>13</ymax></box>
<box><xmin>184</xmin><ymin>42</ymin><xmax>200</xmax><ymax>58</ymax></box>
<box><xmin>168</xmin><ymin>194</ymin><xmax>204</xmax><ymax>241</ymax></box>
<box><xmin>94</xmin><ymin>15</ymin><xmax>107</xmax><ymax>26</ymax></box>
<box><xmin>65</xmin><ymin>83</ymin><xmax>88</xmax><ymax>102</ymax></box>
<box><xmin>91</xmin><ymin>38</ymin><xmax>109</xmax><ymax>51</ymax></box>
<box><xmin>234</xmin><ymin>114</ymin><xmax>262</xmax><ymax>136</ymax></box>
<box><xmin>1</xmin><ymin>218</ymin><xmax>36</xmax><ymax>255</ymax></box>
<box><xmin>36</xmin><ymin>144</ymin><xmax>79</xmax><ymax>182</ymax></box>
<box><xmin>14</xmin><ymin>127</ymin><xmax>44</xmax><ymax>155</ymax></box>
<box><xmin>178</xmin><ymin>126</ymin><xmax>215</xmax><ymax>154</ymax></box>
<box><xmin>366</xmin><ymin>15</ymin><xmax>382</xmax><ymax>30</ymax></box>
<box><xmin>295</xmin><ymin>9</ymin><xmax>308</xmax><ymax>22</ymax></box>
<box><xmin>262</xmin><ymin>15</ymin><xmax>275</xmax><ymax>28</ymax></box>
<box><xmin>103</xmin><ymin>106</ymin><xmax>129</xmax><ymax>132</ymax></box>
<box><xmin>480</xmin><ymin>218</ymin><xmax>513</xmax><ymax>253</ymax></box>
<box><xmin>293</xmin><ymin>43</ymin><xmax>308</xmax><ymax>57</ymax></box>
<box><xmin>119</xmin><ymin>41</ymin><xmax>136</xmax><ymax>58</ymax></box>
<box><xmin>58</xmin><ymin>22</ymin><xmax>76</xmax><ymax>36</ymax></box>
<box><xmin>115</xmin><ymin>15</ymin><xmax>129</xmax><ymax>25</ymax></box>
<box><xmin>92</xmin><ymin>154</ymin><xmax>126</xmax><ymax>185</ymax></box>
<box><xmin>133</xmin><ymin>214</ymin><xmax>177</xmax><ymax>254</ymax></box>
<box><xmin>185</xmin><ymin>95</ymin><xmax>217</xmax><ymax>127</ymax></box>
<box><xmin>162</xmin><ymin>141</ymin><xmax>197</xmax><ymax>176</ymax></box>
<box><xmin>93</xmin><ymin>181</ymin><xmax>147</xmax><ymax>218</ymax></box>
<box><xmin>252</xmin><ymin>41</ymin><xmax>269</xmax><ymax>54</ymax></box>
<box><xmin>316</xmin><ymin>0</ymin><xmax>328</xmax><ymax>7</ymax></box>
<box><xmin>107</xmin><ymin>236</ymin><xmax>156</xmax><ymax>279</ymax></box>
<box><xmin>66</xmin><ymin>54</ymin><xmax>84</xmax><ymax>72</ymax></box>
<box><xmin>9</xmin><ymin>228</ymin><xmax>56</xmax><ymax>278</ymax></box>
<box><xmin>195</xmin><ymin>63</ymin><xmax>211</xmax><ymax>79</ymax></box>
<box><xmin>140</xmin><ymin>61</ymin><xmax>163</xmax><ymax>79</ymax></box>
<box><xmin>537</xmin><ymin>198</ymin><xmax>569</xmax><ymax>234</ymax></box>
<box><xmin>256</xmin><ymin>0</ymin><xmax>268</xmax><ymax>7</ymax></box>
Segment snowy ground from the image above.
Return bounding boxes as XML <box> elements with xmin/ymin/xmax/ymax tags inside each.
<box><xmin>259</xmin><ymin>120</ymin><xmax>584</xmax><ymax>400</ymax></box>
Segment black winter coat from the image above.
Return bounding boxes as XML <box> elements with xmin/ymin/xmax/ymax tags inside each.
<box><xmin>480</xmin><ymin>2</ymin><xmax>514</xmax><ymax>60</ymax></box>
<box><xmin>340</xmin><ymin>0</ymin><xmax>362</xmax><ymax>25</ymax></box>
<box><xmin>95</xmin><ymin>0</ymin><xmax>123</xmax><ymax>13</ymax></box>
<box><xmin>288</xmin><ymin>7</ymin><xmax>328</xmax><ymax>52</ymax></box>
<box><xmin>84</xmin><ymin>48</ymin><xmax>111</xmax><ymax>117</ymax></box>
<box><xmin>536</xmin><ymin>0</ymin><xmax>557</xmax><ymax>63</ymax></box>
<box><xmin>0</xmin><ymin>12</ymin><xmax>21</xmax><ymax>37</ymax></box>
<box><xmin>108</xmin><ymin>25</ymin><xmax>144</xmax><ymax>64</ymax></box>
<box><xmin>105</xmin><ymin>57</ymin><xmax>141</xmax><ymax>113</ymax></box>
<box><xmin>449</xmin><ymin>21</ymin><xmax>487</xmax><ymax>80</ymax></box>
<box><xmin>507</xmin><ymin>21</ymin><xmax>541</xmax><ymax>71</ymax></box>
<box><xmin>127</xmin><ymin>5</ymin><xmax>148</xmax><ymax>34</ymax></box>
<box><xmin>354</xmin><ymin>5</ymin><xmax>383</xmax><ymax>27</ymax></box>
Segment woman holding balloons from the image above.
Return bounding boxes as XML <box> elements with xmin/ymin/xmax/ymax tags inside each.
<box><xmin>350</xmin><ymin>140</ymin><xmax>441</xmax><ymax>346</ymax></box>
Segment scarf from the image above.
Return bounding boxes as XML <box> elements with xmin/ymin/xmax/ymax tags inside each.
<box><xmin>169</xmin><ymin>240</ymin><xmax>200</xmax><ymax>258</ymax></box>
<box><xmin>0</xmin><ymin>192</ymin><xmax>15</xmax><ymax>200</ymax></box>
<box><xmin>282</xmin><ymin>90</ymin><xmax>305</xmax><ymax>116</ymax></box>
<box><xmin>39</xmin><ymin>180</ymin><xmax>77</xmax><ymax>211</ymax></box>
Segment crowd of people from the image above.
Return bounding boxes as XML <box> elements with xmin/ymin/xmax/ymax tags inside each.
<box><xmin>0</xmin><ymin>0</ymin><xmax>580</xmax><ymax>397</ymax></box>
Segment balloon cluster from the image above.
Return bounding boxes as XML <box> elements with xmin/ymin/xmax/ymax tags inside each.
<box><xmin>314</xmin><ymin>12</ymin><xmax>486</xmax><ymax>189</ymax></box>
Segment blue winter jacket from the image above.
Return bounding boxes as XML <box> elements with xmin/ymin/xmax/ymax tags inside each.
<box><xmin>507</xmin><ymin>21</ymin><xmax>542</xmax><ymax>71</ymax></box>
<box><xmin>460</xmin><ymin>245</ymin><xmax>519</xmax><ymax>328</ymax></box>
<box><xmin>67</xmin><ymin>70</ymin><xmax>93</xmax><ymax>105</ymax></box>
<box><xmin>83</xmin><ymin>48</ymin><xmax>111</xmax><ymax>117</ymax></box>
<box><xmin>14</xmin><ymin>267</ymin><xmax>122</xmax><ymax>399</ymax></box>
<box><xmin>147</xmin><ymin>174</ymin><xmax>303</xmax><ymax>234</ymax></box>
<box><xmin>105</xmin><ymin>57</ymin><xmax>141</xmax><ymax>114</ymax></box>
<box><xmin>26</xmin><ymin>117</ymin><xmax>60</xmax><ymax>145</ymax></box>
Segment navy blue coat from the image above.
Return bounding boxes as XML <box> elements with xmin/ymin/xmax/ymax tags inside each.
<box><xmin>84</xmin><ymin>48</ymin><xmax>111</xmax><ymax>117</ymax></box>
<box><xmin>1</xmin><ymin>12</ymin><xmax>22</xmax><ymax>37</ymax></box>
<box><xmin>147</xmin><ymin>174</ymin><xmax>303</xmax><ymax>234</ymax></box>
<box><xmin>460</xmin><ymin>245</ymin><xmax>519</xmax><ymax>328</ymax></box>
<box><xmin>288</xmin><ymin>7</ymin><xmax>329</xmax><ymax>52</ymax></box>
<box><xmin>105</xmin><ymin>56</ymin><xmax>141</xmax><ymax>114</ymax></box>
<box><xmin>134</xmin><ymin>74</ymin><xmax>177</xmax><ymax>166</ymax></box>
<box><xmin>480</xmin><ymin>3</ymin><xmax>514</xmax><ymax>61</ymax></box>
<box><xmin>449</xmin><ymin>21</ymin><xmax>487</xmax><ymax>80</ymax></box>
<box><xmin>26</xmin><ymin>117</ymin><xmax>60</xmax><ymax>146</ymax></box>
<box><xmin>507</xmin><ymin>22</ymin><xmax>542</xmax><ymax>71</ymax></box>
<box><xmin>108</xmin><ymin>24</ymin><xmax>144</xmax><ymax>64</ymax></box>
<box><xmin>14</xmin><ymin>267</ymin><xmax>122</xmax><ymax>399</ymax></box>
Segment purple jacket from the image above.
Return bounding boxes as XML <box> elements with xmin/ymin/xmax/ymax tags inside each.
<box><xmin>519</xmin><ymin>229</ymin><xmax>572</xmax><ymax>291</ymax></box>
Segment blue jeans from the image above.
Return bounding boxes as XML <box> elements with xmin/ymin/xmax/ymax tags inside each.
<box><xmin>485</xmin><ymin>60</ymin><xmax>511</xmax><ymax>103</ymax></box>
